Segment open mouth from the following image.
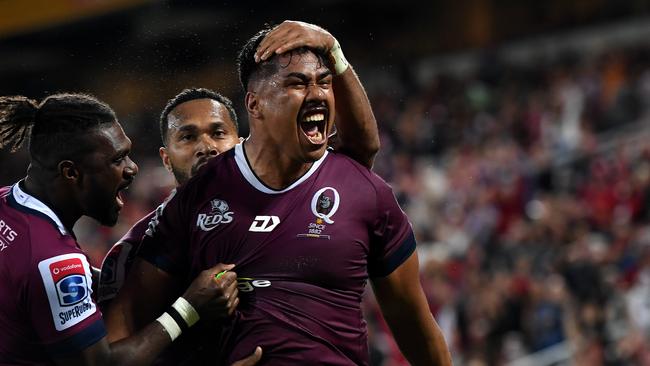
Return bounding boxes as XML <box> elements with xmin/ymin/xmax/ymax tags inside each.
<box><xmin>115</xmin><ymin>182</ymin><xmax>131</xmax><ymax>209</ymax></box>
<box><xmin>299</xmin><ymin>109</ymin><xmax>327</xmax><ymax>145</ymax></box>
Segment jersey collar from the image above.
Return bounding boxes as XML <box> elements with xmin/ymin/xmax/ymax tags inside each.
<box><xmin>11</xmin><ymin>182</ymin><xmax>68</xmax><ymax>235</ymax></box>
<box><xmin>234</xmin><ymin>143</ymin><xmax>328</xmax><ymax>194</ymax></box>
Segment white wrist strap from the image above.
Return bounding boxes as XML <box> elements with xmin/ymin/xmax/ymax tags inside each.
<box><xmin>172</xmin><ymin>297</ymin><xmax>200</xmax><ymax>327</ymax></box>
<box><xmin>329</xmin><ymin>40</ymin><xmax>349</xmax><ymax>75</ymax></box>
<box><xmin>156</xmin><ymin>312</ymin><xmax>182</xmax><ymax>341</ymax></box>
<box><xmin>155</xmin><ymin>297</ymin><xmax>200</xmax><ymax>341</ymax></box>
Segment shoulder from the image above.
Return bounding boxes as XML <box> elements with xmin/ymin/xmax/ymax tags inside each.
<box><xmin>324</xmin><ymin>151</ymin><xmax>393</xmax><ymax>195</ymax></box>
<box><xmin>172</xmin><ymin>149</ymin><xmax>235</xmax><ymax>204</ymax></box>
<box><xmin>120</xmin><ymin>210</ymin><xmax>156</xmax><ymax>245</ymax></box>
<box><xmin>187</xmin><ymin>148</ymin><xmax>234</xmax><ymax>187</ymax></box>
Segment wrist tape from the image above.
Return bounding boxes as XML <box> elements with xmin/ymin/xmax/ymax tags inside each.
<box><xmin>329</xmin><ymin>40</ymin><xmax>349</xmax><ymax>75</ymax></box>
<box><xmin>156</xmin><ymin>297</ymin><xmax>200</xmax><ymax>341</ymax></box>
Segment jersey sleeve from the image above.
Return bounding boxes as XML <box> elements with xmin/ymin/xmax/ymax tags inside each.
<box><xmin>97</xmin><ymin>212</ymin><xmax>154</xmax><ymax>304</ymax></box>
<box><xmin>367</xmin><ymin>178</ymin><xmax>417</xmax><ymax>278</ymax></box>
<box><xmin>30</xmin><ymin>252</ymin><xmax>106</xmax><ymax>357</ymax></box>
<box><xmin>137</xmin><ymin>189</ymin><xmax>191</xmax><ymax>276</ymax></box>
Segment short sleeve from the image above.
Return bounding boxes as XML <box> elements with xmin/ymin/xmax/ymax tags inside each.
<box><xmin>97</xmin><ymin>212</ymin><xmax>153</xmax><ymax>304</ymax></box>
<box><xmin>30</xmin><ymin>252</ymin><xmax>106</xmax><ymax>357</ymax></box>
<box><xmin>367</xmin><ymin>179</ymin><xmax>416</xmax><ymax>278</ymax></box>
<box><xmin>137</xmin><ymin>189</ymin><xmax>190</xmax><ymax>276</ymax></box>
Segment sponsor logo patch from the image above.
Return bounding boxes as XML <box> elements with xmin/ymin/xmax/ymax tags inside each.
<box><xmin>237</xmin><ymin>277</ymin><xmax>272</xmax><ymax>293</ymax></box>
<box><xmin>196</xmin><ymin>199</ymin><xmax>234</xmax><ymax>232</ymax></box>
<box><xmin>38</xmin><ymin>253</ymin><xmax>96</xmax><ymax>331</ymax></box>
<box><xmin>0</xmin><ymin>219</ymin><xmax>18</xmax><ymax>253</ymax></box>
<box><xmin>249</xmin><ymin>215</ymin><xmax>280</xmax><ymax>232</ymax></box>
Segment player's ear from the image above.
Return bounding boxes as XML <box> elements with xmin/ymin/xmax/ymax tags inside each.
<box><xmin>159</xmin><ymin>147</ymin><xmax>173</xmax><ymax>172</ymax></box>
<box><xmin>59</xmin><ymin>160</ymin><xmax>80</xmax><ymax>182</ymax></box>
<box><xmin>245</xmin><ymin>91</ymin><xmax>261</xmax><ymax>119</ymax></box>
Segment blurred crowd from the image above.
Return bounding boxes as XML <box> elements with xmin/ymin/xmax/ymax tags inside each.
<box><xmin>4</xmin><ymin>29</ymin><xmax>650</xmax><ymax>366</ymax></box>
<box><xmin>363</xmin><ymin>45</ymin><xmax>650</xmax><ymax>365</ymax></box>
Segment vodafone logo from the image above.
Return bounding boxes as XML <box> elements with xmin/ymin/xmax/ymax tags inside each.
<box><xmin>50</xmin><ymin>261</ymin><xmax>83</xmax><ymax>279</ymax></box>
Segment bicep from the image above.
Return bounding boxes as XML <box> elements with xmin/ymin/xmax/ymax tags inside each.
<box><xmin>104</xmin><ymin>258</ymin><xmax>181</xmax><ymax>342</ymax></box>
<box><xmin>371</xmin><ymin>250</ymin><xmax>427</xmax><ymax>314</ymax></box>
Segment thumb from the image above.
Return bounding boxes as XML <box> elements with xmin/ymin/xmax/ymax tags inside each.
<box><xmin>231</xmin><ymin>346</ymin><xmax>262</xmax><ymax>366</ymax></box>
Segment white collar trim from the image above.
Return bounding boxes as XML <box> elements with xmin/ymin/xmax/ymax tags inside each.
<box><xmin>12</xmin><ymin>183</ymin><xmax>68</xmax><ymax>235</ymax></box>
<box><xmin>234</xmin><ymin>143</ymin><xmax>328</xmax><ymax>194</ymax></box>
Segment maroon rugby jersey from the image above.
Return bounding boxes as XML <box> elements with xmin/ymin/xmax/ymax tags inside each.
<box><xmin>0</xmin><ymin>183</ymin><xmax>105</xmax><ymax>364</ymax></box>
<box><xmin>139</xmin><ymin>144</ymin><xmax>416</xmax><ymax>365</ymax></box>
<box><xmin>97</xmin><ymin>209</ymin><xmax>156</xmax><ymax>304</ymax></box>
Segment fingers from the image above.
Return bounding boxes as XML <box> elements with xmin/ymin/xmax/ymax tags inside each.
<box><xmin>211</xmin><ymin>263</ymin><xmax>235</xmax><ymax>274</ymax></box>
<box><xmin>255</xmin><ymin>20</ymin><xmax>333</xmax><ymax>62</ymax></box>
<box><xmin>256</xmin><ymin>27</ymin><xmax>291</xmax><ymax>62</ymax></box>
<box><xmin>231</xmin><ymin>346</ymin><xmax>263</xmax><ymax>366</ymax></box>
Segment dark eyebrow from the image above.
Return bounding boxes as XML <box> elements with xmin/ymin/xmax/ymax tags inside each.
<box><xmin>174</xmin><ymin>124</ymin><xmax>198</xmax><ymax>134</ymax></box>
<box><xmin>317</xmin><ymin>70</ymin><xmax>333</xmax><ymax>80</ymax></box>
<box><xmin>286</xmin><ymin>72</ymin><xmax>309</xmax><ymax>82</ymax></box>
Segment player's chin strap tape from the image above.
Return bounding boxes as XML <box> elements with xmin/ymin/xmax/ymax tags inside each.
<box><xmin>329</xmin><ymin>39</ymin><xmax>349</xmax><ymax>75</ymax></box>
<box><xmin>156</xmin><ymin>297</ymin><xmax>200</xmax><ymax>341</ymax></box>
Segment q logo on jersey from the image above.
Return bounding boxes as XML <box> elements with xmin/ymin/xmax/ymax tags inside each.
<box><xmin>39</xmin><ymin>254</ymin><xmax>96</xmax><ymax>331</ymax></box>
<box><xmin>310</xmin><ymin>187</ymin><xmax>340</xmax><ymax>224</ymax></box>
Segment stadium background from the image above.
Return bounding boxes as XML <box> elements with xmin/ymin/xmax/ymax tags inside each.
<box><xmin>2</xmin><ymin>1</ymin><xmax>650</xmax><ymax>364</ymax></box>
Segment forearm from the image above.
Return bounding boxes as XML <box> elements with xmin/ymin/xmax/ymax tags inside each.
<box><xmin>108</xmin><ymin>321</ymin><xmax>173</xmax><ymax>366</ymax></box>
<box><xmin>372</xmin><ymin>251</ymin><xmax>453</xmax><ymax>366</ymax></box>
<box><xmin>378</xmin><ymin>300</ymin><xmax>452</xmax><ymax>366</ymax></box>
<box><xmin>333</xmin><ymin>66</ymin><xmax>380</xmax><ymax>168</ymax></box>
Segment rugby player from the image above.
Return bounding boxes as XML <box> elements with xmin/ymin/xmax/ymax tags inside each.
<box><xmin>101</xmin><ymin>20</ymin><xmax>379</xmax><ymax>330</ymax></box>
<box><xmin>99</xmin><ymin>21</ymin><xmax>379</xmax><ymax>311</ymax></box>
<box><xmin>108</xmin><ymin>21</ymin><xmax>446</xmax><ymax>365</ymax></box>
<box><xmin>0</xmin><ymin>93</ymin><xmax>258</xmax><ymax>365</ymax></box>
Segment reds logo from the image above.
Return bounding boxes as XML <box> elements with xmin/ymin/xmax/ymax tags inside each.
<box><xmin>197</xmin><ymin>199</ymin><xmax>234</xmax><ymax>231</ymax></box>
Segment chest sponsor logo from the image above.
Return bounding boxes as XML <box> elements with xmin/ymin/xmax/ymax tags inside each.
<box><xmin>298</xmin><ymin>187</ymin><xmax>340</xmax><ymax>239</ymax></box>
<box><xmin>0</xmin><ymin>219</ymin><xmax>18</xmax><ymax>252</ymax></box>
<box><xmin>249</xmin><ymin>215</ymin><xmax>280</xmax><ymax>232</ymax></box>
<box><xmin>38</xmin><ymin>254</ymin><xmax>97</xmax><ymax>331</ymax></box>
<box><xmin>237</xmin><ymin>277</ymin><xmax>272</xmax><ymax>293</ymax></box>
<box><xmin>197</xmin><ymin>199</ymin><xmax>234</xmax><ymax>231</ymax></box>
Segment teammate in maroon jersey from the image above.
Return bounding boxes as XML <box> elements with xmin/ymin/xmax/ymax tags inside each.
<box><xmin>110</xmin><ymin>20</ymin><xmax>452</xmax><ymax>365</ymax></box>
<box><xmin>0</xmin><ymin>93</ymin><xmax>257</xmax><ymax>365</ymax></box>
<box><xmin>96</xmin><ymin>88</ymin><xmax>242</xmax><ymax>306</ymax></box>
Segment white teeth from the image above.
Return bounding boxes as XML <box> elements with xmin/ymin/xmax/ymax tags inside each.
<box><xmin>303</xmin><ymin>113</ymin><xmax>325</xmax><ymax>122</ymax></box>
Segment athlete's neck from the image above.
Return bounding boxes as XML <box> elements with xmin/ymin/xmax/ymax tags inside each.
<box><xmin>243</xmin><ymin>137</ymin><xmax>313</xmax><ymax>190</ymax></box>
<box><xmin>23</xmin><ymin>169</ymin><xmax>79</xmax><ymax>233</ymax></box>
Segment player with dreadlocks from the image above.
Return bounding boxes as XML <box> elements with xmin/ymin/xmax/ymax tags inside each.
<box><xmin>0</xmin><ymin>93</ymin><xmax>259</xmax><ymax>366</ymax></box>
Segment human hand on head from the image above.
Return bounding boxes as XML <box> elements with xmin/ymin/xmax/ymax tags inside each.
<box><xmin>182</xmin><ymin>263</ymin><xmax>239</xmax><ymax>320</ymax></box>
<box><xmin>255</xmin><ymin>20</ymin><xmax>336</xmax><ymax>62</ymax></box>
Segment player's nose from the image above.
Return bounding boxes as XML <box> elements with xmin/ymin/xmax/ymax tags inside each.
<box><xmin>305</xmin><ymin>82</ymin><xmax>326</xmax><ymax>101</ymax></box>
<box><xmin>124</xmin><ymin>156</ymin><xmax>138</xmax><ymax>178</ymax></box>
<box><xmin>195</xmin><ymin>134</ymin><xmax>219</xmax><ymax>157</ymax></box>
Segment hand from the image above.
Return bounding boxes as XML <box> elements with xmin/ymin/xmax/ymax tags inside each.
<box><xmin>231</xmin><ymin>346</ymin><xmax>263</xmax><ymax>366</ymax></box>
<box><xmin>255</xmin><ymin>20</ymin><xmax>335</xmax><ymax>62</ymax></box>
<box><xmin>182</xmin><ymin>263</ymin><xmax>239</xmax><ymax>320</ymax></box>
